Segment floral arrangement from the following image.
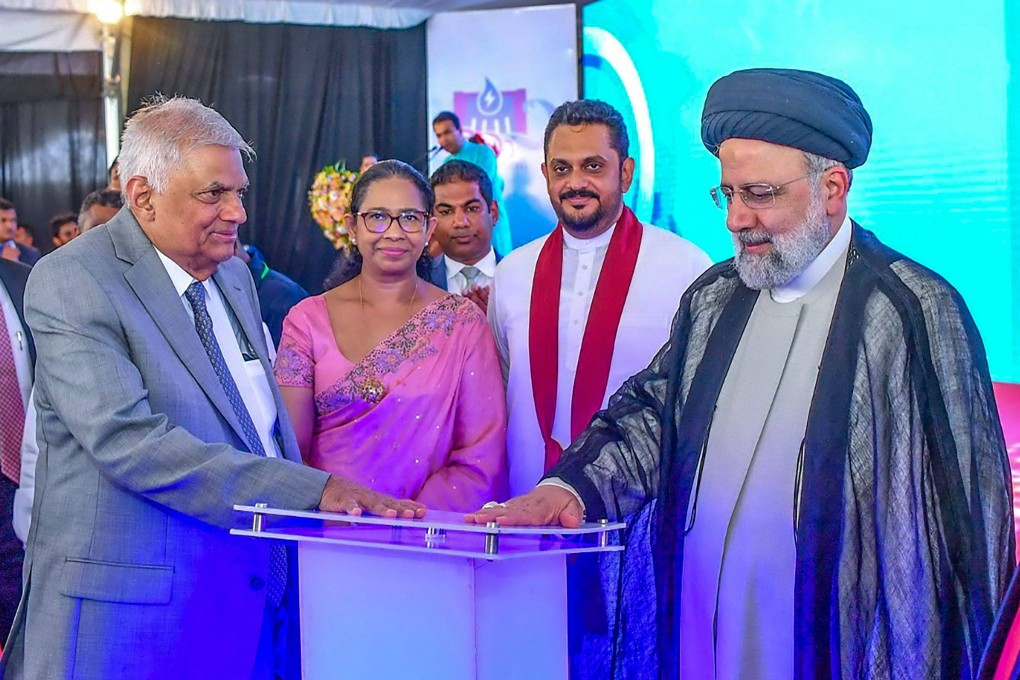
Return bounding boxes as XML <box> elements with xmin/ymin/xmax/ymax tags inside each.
<box><xmin>308</xmin><ymin>162</ymin><xmax>359</xmax><ymax>250</ymax></box>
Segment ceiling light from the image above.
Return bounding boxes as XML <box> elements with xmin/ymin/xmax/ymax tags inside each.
<box><xmin>92</xmin><ymin>0</ymin><xmax>124</xmax><ymax>25</ymax></box>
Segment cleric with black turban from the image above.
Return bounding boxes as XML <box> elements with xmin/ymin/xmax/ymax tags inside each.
<box><xmin>466</xmin><ymin>67</ymin><xmax>1011</xmax><ymax>680</ymax></box>
<box><xmin>701</xmin><ymin>67</ymin><xmax>873</xmax><ymax>168</ymax></box>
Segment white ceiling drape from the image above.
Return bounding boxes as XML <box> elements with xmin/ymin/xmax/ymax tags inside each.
<box><xmin>0</xmin><ymin>0</ymin><xmax>554</xmax><ymax>29</ymax></box>
<box><xmin>0</xmin><ymin>8</ymin><xmax>100</xmax><ymax>51</ymax></box>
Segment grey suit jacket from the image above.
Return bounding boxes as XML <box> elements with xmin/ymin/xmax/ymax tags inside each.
<box><xmin>0</xmin><ymin>209</ymin><xmax>330</xmax><ymax>679</ymax></box>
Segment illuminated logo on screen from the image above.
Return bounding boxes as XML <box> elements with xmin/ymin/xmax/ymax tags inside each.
<box><xmin>454</xmin><ymin>78</ymin><xmax>527</xmax><ymax>136</ymax></box>
<box><xmin>582</xmin><ymin>27</ymin><xmax>654</xmax><ymax>222</ymax></box>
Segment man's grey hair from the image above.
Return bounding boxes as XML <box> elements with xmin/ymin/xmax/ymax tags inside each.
<box><xmin>802</xmin><ymin>150</ymin><xmax>852</xmax><ymax>189</ymax></box>
<box><xmin>118</xmin><ymin>95</ymin><xmax>254</xmax><ymax>193</ymax></box>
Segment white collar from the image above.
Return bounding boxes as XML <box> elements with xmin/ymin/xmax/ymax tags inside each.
<box><xmin>770</xmin><ymin>214</ymin><xmax>852</xmax><ymax>303</ymax></box>
<box><xmin>562</xmin><ymin>221</ymin><xmax>617</xmax><ymax>251</ymax></box>
<box><xmin>154</xmin><ymin>248</ymin><xmax>205</xmax><ymax>298</ymax></box>
<box><xmin>445</xmin><ymin>248</ymin><xmax>497</xmax><ymax>278</ymax></box>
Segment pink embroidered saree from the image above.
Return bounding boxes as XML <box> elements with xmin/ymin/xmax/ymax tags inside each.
<box><xmin>274</xmin><ymin>294</ymin><xmax>507</xmax><ymax>511</ymax></box>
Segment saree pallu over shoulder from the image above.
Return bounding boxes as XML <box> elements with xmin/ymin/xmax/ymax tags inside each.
<box><xmin>313</xmin><ymin>296</ymin><xmax>473</xmax><ymax>416</ymax></box>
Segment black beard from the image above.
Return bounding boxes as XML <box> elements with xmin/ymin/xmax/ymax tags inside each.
<box><xmin>554</xmin><ymin>188</ymin><xmax>622</xmax><ymax>233</ymax></box>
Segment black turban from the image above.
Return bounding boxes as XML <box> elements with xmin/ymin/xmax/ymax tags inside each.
<box><xmin>701</xmin><ymin>68</ymin><xmax>873</xmax><ymax>168</ymax></box>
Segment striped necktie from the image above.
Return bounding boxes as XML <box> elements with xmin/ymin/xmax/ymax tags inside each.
<box><xmin>184</xmin><ymin>281</ymin><xmax>287</xmax><ymax>607</ymax></box>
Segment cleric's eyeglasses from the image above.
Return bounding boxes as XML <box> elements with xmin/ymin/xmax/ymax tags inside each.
<box><xmin>357</xmin><ymin>210</ymin><xmax>429</xmax><ymax>233</ymax></box>
<box><xmin>709</xmin><ymin>168</ymin><xmax>828</xmax><ymax>210</ymax></box>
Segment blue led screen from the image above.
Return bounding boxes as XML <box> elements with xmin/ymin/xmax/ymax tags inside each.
<box><xmin>582</xmin><ymin>0</ymin><xmax>1019</xmax><ymax>382</ymax></box>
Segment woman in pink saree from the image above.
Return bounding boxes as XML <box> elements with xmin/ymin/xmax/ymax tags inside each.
<box><xmin>275</xmin><ymin>160</ymin><xmax>507</xmax><ymax>512</ymax></box>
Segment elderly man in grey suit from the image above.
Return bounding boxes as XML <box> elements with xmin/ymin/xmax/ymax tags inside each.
<box><xmin>0</xmin><ymin>96</ymin><xmax>424</xmax><ymax>679</ymax></box>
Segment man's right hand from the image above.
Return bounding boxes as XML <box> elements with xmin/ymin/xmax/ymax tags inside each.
<box><xmin>463</xmin><ymin>285</ymin><xmax>490</xmax><ymax>314</ymax></box>
<box><xmin>464</xmin><ymin>485</ymin><xmax>584</xmax><ymax>528</ymax></box>
<box><xmin>1</xmin><ymin>242</ymin><xmax>20</xmax><ymax>262</ymax></box>
<box><xmin>318</xmin><ymin>475</ymin><xmax>426</xmax><ymax>519</ymax></box>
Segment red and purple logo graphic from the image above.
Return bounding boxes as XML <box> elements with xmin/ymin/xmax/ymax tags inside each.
<box><xmin>453</xmin><ymin>78</ymin><xmax>527</xmax><ymax>137</ymax></box>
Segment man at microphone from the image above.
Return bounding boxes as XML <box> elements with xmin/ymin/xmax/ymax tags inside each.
<box><xmin>432</xmin><ymin>111</ymin><xmax>512</xmax><ymax>256</ymax></box>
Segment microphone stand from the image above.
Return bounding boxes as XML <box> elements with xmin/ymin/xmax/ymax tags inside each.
<box><xmin>411</xmin><ymin>146</ymin><xmax>443</xmax><ymax>169</ymax></box>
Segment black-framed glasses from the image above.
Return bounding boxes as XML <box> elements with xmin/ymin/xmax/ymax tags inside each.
<box><xmin>709</xmin><ymin>168</ymin><xmax>828</xmax><ymax>210</ymax></box>
<box><xmin>357</xmin><ymin>210</ymin><xmax>430</xmax><ymax>233</ymax></box>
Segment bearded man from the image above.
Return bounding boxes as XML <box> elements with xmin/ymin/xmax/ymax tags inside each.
<box><xmin>487</xmin><ymin>99</ymin><xmax>710</xmax><ymax>498</ymax></box>
<box><xmin>469</xmin><ymin>69</ymin><xmax>1013</xmax><ymax>679</ymax></box>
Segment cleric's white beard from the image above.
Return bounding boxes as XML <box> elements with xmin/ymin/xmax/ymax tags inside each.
<box><xmin>732</xmin><ymin>188</ymin><xmax>832</xmax><ymax>291</ymax></box>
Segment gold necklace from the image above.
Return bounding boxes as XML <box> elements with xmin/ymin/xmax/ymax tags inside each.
<box><xmin>356</xmin><ymin>277</ymin><xmax>418</xmax><ymax>404</ymax></box>
<box><xmin>358</xmin><ymin>276</ymin><xmax>418</xmax><ymax>321</ymax></box>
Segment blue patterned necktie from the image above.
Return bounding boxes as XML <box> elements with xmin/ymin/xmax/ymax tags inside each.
<box><xmin>184</xmin><ymin>281</ymin><xmax>286</xmax><ymax>607</ymax></box>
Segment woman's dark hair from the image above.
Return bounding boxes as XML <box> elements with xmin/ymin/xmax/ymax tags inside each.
<box><xmin>323</xmin><ymin>160</ymin><xmax>435</xmax><ymax>289</ymax></box>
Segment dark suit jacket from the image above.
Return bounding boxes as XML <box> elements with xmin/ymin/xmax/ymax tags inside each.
<box><xmin>0</xmin><ymin>259</ymin><xmax>35</xmax><ymax>365</ymax></box>
<box><xmin>245</xmin><ymin>245</ymin><xmax>308</xmax><ymax>348</ymax></box>
<box><xmin>13</xmin><ymin>244</ymin><xmax>39</xmax><ymax>268</ymax></box>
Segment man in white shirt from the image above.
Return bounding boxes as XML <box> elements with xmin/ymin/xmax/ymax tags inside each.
<box><xmin>2</xmin><ymin>95</ymin><xmax>423</xmax><ymax>679</ymax></box>
<box><xmin>488</xmin><ymin>99</ymin><xmax>711</xmax><ymax>497</ymax></box>
<box><xmin>0</xmin><ymin>258</ymin><xmax>32</xmax><ymax>647</ymax></box>
<box><xmin>429</xmin><ymin>159</ymin><xmax>500</xmax><ymax>313</ymax></box>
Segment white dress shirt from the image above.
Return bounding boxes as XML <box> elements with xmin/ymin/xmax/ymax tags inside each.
<box><xmin>444</xmin><ymin>248</ymin><xmax>497</xmax><ymax>294</ymax></box>
<box><xmin>490</xmin><ymin>221</ymin><xmax>712</xmax><ymax>496</ymax></box>
<box><xmin>0</xmin><ymin>279</ymin><xmax>31</xmax><ymax>408</ymax></box>
<box><xmin>2</xmin><ymin>279</ymin><xmax>32</xmax><ymax>542</ymax></box>
<box><xmin>13</xmin><ymin>387</ymin><xmax>35</xmax><ymax>543</ymax></box>
<box><xmin>155</xmin><ymin>250</ymin><xmax>281</xmax><ymax>459</ymax></box>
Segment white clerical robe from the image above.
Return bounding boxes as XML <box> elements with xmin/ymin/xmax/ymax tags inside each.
<box><xmin>679</xmin><ymin>216</ymin><xmax>852</xmax><ymax>679</ymax></box>
<box><xmin>489</xmin><ymin>221</ymin><xmax>711</xmax><ymax>496</ymax></box>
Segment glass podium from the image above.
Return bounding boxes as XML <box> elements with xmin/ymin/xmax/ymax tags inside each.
<box><xmin>232</xmin><ymin>505</ymin><xmax>624</xmax><ymax>680</ymax></box>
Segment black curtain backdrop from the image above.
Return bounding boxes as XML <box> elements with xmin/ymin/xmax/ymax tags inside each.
<box><xmin>128</xmin><ymin>17</ymin><xmax>428</xmax><ymax>293</ymax></box>
<box><xmin>0</xmin><ymin>52</ymin><xmax>106</xmax><ymax>252</ymax></box>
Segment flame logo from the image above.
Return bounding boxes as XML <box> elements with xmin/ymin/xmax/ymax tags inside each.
<box><xmin>452</xmin><ymin>78</ymin><xmax>527</xmax><ymax>137</ymax></box>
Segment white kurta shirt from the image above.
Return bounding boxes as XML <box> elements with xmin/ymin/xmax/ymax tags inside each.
<box><xmin>489</xmin><ymin>221</ymin><xmax>711</xmax><ymax>496</ymax></box>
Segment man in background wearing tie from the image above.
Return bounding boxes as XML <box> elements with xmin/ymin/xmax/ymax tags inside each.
<box><xmin>430</xmin><ymin>160</ymin><xmax>500</xmax><ymax>314</ymax></box>
<box><xmin>0</xmin><ymin>258</ymin><xmax>32</xmax><ymax>648</ymax></box>
<box><xmin>0</xmin><ymin>201</ymin><xmax>40</xmax><ymax>267</ymax></box>
<box><xmin>1</xmin><ymin>95</ymin><xmax>423</xmax><ymax>680</ymax></box>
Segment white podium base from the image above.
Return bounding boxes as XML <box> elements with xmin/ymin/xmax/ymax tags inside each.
<box><xmin>298</xmin><ymin>541</ymin><xmax>568</xmax><ymax>680</ymax></box>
